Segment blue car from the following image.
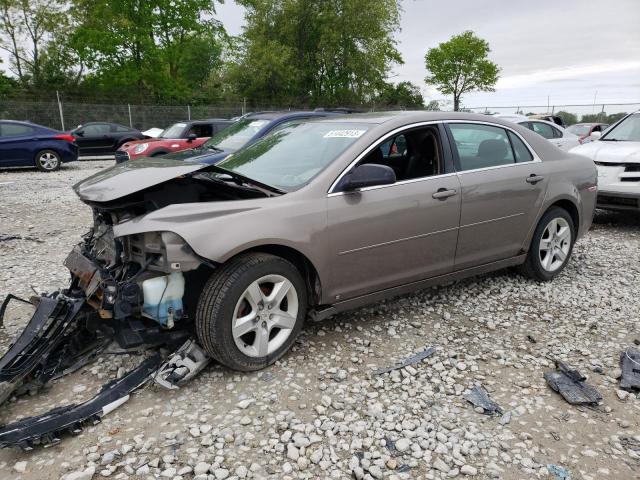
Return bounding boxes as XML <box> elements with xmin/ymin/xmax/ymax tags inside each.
<box><xmin>119</xmin><ymin>110</ymin><xmax>348</xmax><ymax>165</ymax></box>
<box><xmin>0</xmin><ymin>120</ymin><xmax>79</xmax><ymax>172</ymax></box>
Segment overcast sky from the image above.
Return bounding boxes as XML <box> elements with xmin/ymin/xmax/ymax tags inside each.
<box><xmin>216</xmin><ymin>0</ymin><xmax>640</xmax><ymax>109</ymax></box>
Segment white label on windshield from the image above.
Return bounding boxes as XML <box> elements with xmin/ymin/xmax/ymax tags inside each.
<box><xmin>249</xmin><ymin>120</ymin><xmax>268</xmax><ymax>127</ymax></box>
<box><xmin>324</xmin><ymin>129</ymin><xmax>366</xmax><ymax>138</ymax></box>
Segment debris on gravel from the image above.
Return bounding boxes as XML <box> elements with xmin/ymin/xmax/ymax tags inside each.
<box><xmin>1</xmin><ymin>161</ymin><xmax>640</xmax><ymax>479</ymax></box>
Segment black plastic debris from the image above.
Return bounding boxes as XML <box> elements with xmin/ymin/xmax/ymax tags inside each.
<box><xmin>464</xmin><ymin>384</ymin><xmax>503</xmax><ymax>415</ymax></box>
<box><xmin>0</xmin><ymin>354</ymin><xmax>163</xmax><ymax>450</ymax></box>
<box><xmin>544</xmin><ymin>361</ymin><xmax>602</xmax><ymax>405</ymax></box>
<box><xmin>373</xmin><ymin>346</ymin><xmax>436</xmax><ymax>375</ymax></box>
<box><xmin>0</xmin><ymin>294</ymin><xmax>33</xmax><ymax>328</ymax></box>
<box><xmin>619</xmin><ymin>347</ymin><xmax>640</xmax><ymax>391</ymax></box>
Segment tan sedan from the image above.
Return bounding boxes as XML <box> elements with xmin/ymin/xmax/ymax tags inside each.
<box><xmin>74</xmin><ymin>112</ymin><xmax>598</xmax><ymax>370</ymax></box>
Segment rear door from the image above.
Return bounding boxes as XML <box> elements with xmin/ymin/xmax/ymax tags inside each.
<box><xmin>446</xmin><ymin>122</ymin><xmax>549</xmax><ymax>270</ymax></box>
<box><xmin>0</xmin><ymin>122</ymin><xmax>37</xmax><ymax>166</ymax></box>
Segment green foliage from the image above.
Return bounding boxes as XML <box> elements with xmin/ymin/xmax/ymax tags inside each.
<box><xmin>374</xmin><ymin>81</ymin><xmax>424</xmax><ymax>108</ymax></box>
<box><xmin>424</xmin><ymin>31</ymin><xmax>499</xmax><ymax>111</ymax></box>
<box><xmin>555</xmin><ymin>111</ymin><xmax>577</xmax><ymax>126</ymax></box>
<box><xmin>228</xmin><ymin>0</ymin><xmax>403</xmax><ymax>106</ymax></box>
<box><xmin>581</xmin><ymin>112</ymin><xmax>627</xmax><ymax>124</ymax></box>
<box><xmin>69</xmin><ymin>0</ymin><xmax>225</xmax><ymax>102</ymax></box>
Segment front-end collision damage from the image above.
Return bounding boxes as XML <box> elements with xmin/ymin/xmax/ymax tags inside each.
<box><xmin>0</xmin><ymin>212</ymin><xmax>210</xmax><ymax>449</ymax></box>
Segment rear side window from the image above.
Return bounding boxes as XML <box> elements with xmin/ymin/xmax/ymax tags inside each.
<box><xmin>0</xmin><ymin>123</ymin><xmax>34</xmax><ymax>137</ymax></box>
<box><xmin>508</xmin><ymin>131</ymin><xmax>533</xmax><ymax>163</ymax></box>
<box><xmin>82</xmin><ymin>124</ymin><xmax>112</xmax><ymax>135</ymax></box>
<box><xmin>115</xmin><ymin>125</ymin><xmax>131</xmax><ymax>132</ymax></box>
<box><xmin>448</xmin><ymin>123</ymin><xmax>515</xmax><ymax>171</ymax></box>
<box><xmin>551</xmin><ymin>126</ymin><xmax>563</xmax><ymax>138</ymax></box>
<box><xmin>530</xmin><ymin>122</ymin><xmax>555</xmax><ymax>139</ymax></box>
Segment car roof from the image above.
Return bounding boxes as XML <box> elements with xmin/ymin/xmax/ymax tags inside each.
<box><xmin>245</xmin><ymin>111</ymin><xmax>345</xmax><ymax>121</ymax></box>
<box><xmin>0</xmin><ymin>119</ymin><xmax>52</xmax><ymax>129</ymax></box>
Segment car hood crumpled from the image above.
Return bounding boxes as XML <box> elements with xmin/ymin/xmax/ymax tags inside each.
<box><xmin>73</xmin><ymin>157</ymin><xmax>210</xmax><ymax>203</ymax></box>
<box><xmin>570</xmin><ymin>141</ymin><xmax>640</xmax><ymax>164</ymax></box>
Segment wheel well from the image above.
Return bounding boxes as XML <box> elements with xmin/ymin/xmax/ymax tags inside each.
<box><xmin>238</xmin><ymin>245</ymin><xmax>322</xmax><ymax>306</ymax></box>
<box><xmin>549</xmin><ymin>199</ymin><xmax>579</xmax><ymax>231</ymax></box>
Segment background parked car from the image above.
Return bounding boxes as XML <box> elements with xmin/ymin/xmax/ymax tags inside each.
<box><xmin>567</xmin><ymin>122</ymin><xmax>609</xmax><ymax>144</ymax></box>
<box><xmin>156</xmin><ymin>110</ymin><xmax>349</xmax><ymax>165</ymax></box>
<box><xmin>0</xmin><ymin>120</ymin><xmax>78</xmax><ymax>171</ymax></box>
<box><xmin>570</xmin><ymin>111</ymin><xmax>640</xmax><ymax>211</ymax></box>
<box><xmin>116</xmin><ymin>119</ymin><xmax>232</xmax><ymax>163</ymax></box>
<box><xmin>494</xmin><ymin>115</ymin><xmax>580</xmax><ymax>151</ymax></box>
<box><xmin>528</xmin><ymin>114</ymin><xmax>566</xmax><ymax>128</ymax></box>
<box><xmin>69</xmin><ymin>122</ymin><xmax>146</xmax><ymax>155</ymax></box>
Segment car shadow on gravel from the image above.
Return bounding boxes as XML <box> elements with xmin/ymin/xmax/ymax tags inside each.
<box><xmin>592</xmin><ymin>209</ymin><xmax>640</xmax><ymax>229</ymax></box>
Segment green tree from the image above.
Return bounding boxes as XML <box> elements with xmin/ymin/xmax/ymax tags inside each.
<box><xmin>229</xmin><ymin>0</ymin><xmax>403</xmax><ymax>106</ymax></box>
<box><xmin>555</xmin><ymin>110</ymin><xmax>577</xmax><ymax>126</ymax></box>
<box><xmin>424</xmin><ymin>31</ymin><xmax>499</xmax><ymax>111</ymax></box>
<box><xmin>0</xmin><ymin>0</ymin><xmax>69</xmax><ymax>86</ymax></box>
<box><xmin>71</xmin><ymin>0</ymin><xmax>225</xmax><ymax>102</ymax></box>
<box><xmin>425</xmin><ymin>99</ymin><xmax>440</xmax><ymax>111</ymax></box>
<box><xmin>375</xmin><ymin>81</ymin><xmax>424</xmax><ymax>108</ymax></box>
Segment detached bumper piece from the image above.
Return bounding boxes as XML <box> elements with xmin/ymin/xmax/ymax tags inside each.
<box><xmin>544</xmin><ymin>360</ymin><xmax>602</xmax><ymax>405</ymax></box>
<box><xmin>0</xmin><ymin>354</ymin><xmax>163</xmax><ymax>450</ymax></box>
<box><xmin>153</xmin><ymin>339</ymin><xmax>210</xmax><ymax>390</ymax></box>
<box><xmin>620</xmin><ymin>347</ymin><xmax>640</xmax><ymax>391</ymax></box>
<box><xmin>0</xmin><ymin>296</ymin><xmax>86</xmax><ymax>406</ymax></box>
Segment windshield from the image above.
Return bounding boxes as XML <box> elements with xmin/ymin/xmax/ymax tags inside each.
<box><xmin>214</xmin><ymin>122</ymin><xmax>371</xmax><ymax>191</ymax></box>
<box><xmin>160</xmin><ymin>123</ymin><xmax>187</xmax><ymax>138</ymax></box>
<box><xmin>567</xmin><ymin>124</ymin><xmax>591</xmax><ymax>136</ymax></box>
<box><xmin>203</xmin><ymin>118</ymin><xmax>270</xmax><ymax>151</ymax></box>
<box><xmin>601</xmin><ymin>114</ymin><xmax>640</xmax><ymax>141</ymax></box>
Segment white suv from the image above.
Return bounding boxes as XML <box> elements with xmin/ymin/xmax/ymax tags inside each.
<box><xmin>570</xmin><ymin>112</ymin><xmax>640</xmax><ymax>211</ymax></box>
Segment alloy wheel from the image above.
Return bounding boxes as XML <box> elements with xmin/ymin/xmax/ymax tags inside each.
<box><xmin>232</xmin><ymin>274</ymin><xmax>299</xmax><ymax>358</ymax></box>
<box><xmin>538</xmin><ymin>217</ymin><xmax>572</xmax><ymax>272</ymax></box>
<box><xmin>38</xmin><ymin>152</ymin><xmax>59</xmax><ymax>170</ymax></box>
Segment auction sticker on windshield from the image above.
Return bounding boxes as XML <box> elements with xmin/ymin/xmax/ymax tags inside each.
<box><xmin>324</xmin><ymin>129</ymin><xmax>366</xmax><ymax>138</ymax></box>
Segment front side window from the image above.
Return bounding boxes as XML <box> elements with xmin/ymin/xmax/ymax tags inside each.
<box><xmin>601</xmin><ymin>113</ymin><xmax>640</xmax><ymax>142</ymax></box>
<box><xmin>215</xmin><ymin>122</ymin><xmax>371</xmax><ymax>191</ymax></box>
<box><xmin>449</xmin><ymin>123</ymin><xmax>515</xmax><ymax>171</ymax></box>
<box><xmin>353</xmin><ymin>127</ymin><xmax>442</xmax><ymax>182</ymax></box>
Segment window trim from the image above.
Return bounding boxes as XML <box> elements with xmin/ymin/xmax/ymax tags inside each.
<box><xmin>328</xmin><ymin>121</ymin><xmax>454</xmax><ymax>195</ymax></box>
<box><xmin>444</xmin><ymin>120</ymin><xmax>540</xmax><ymax>175</ymax></box>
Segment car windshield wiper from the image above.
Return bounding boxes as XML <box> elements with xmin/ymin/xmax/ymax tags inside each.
<box><xmin>206</xmin><ymin>165</ymin><xmax>286</xmax><ymax>195</ymax></box>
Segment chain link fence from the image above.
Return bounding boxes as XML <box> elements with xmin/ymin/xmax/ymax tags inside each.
<box><xmin>1</xmin><ymin>98</ymin><xmax>638</xmax><ymax>131</ymax></box>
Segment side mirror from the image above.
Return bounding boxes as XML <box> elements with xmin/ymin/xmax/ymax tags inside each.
<box><xmin>590</xmin><ymin>131</ymin><xmax>601</xmax><ymax>139</ymax></box>
<box><xmin>75</xmin><ymin>130</ymin><xmax>84</xmax><ymax>136</ymax></box>
<box><xmin>341</xmin><ymin>164</ymin><xmax>396</xmax><ymax>191</ymax></box>
<box><xmin>187</xmin><ymin>133</ymin><xmax>197</xmax><ymax>142</ymax></box>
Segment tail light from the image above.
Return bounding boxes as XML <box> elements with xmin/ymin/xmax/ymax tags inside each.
<box><xmin>54</xmin><ymin>134</ymin><xmax>76</xmax><ymax>142</ymax></box>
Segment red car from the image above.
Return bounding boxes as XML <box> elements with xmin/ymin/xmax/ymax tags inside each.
<box><xmin>566</xmin><ymin>123</ymin><xmax>609</xmax><ymax>144</ymax></box>
<box><xmin>115</xmin><ymin>119</ymin><xmax>232</xmax><ymax>163</ymax></box>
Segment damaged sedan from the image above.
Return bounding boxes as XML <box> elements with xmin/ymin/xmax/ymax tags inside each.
<box><xmin>0</xmin><ymin>112</ymin><xmax>597</xmax><ymax>448</ymax></box>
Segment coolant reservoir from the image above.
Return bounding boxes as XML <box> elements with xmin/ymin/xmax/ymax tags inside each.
<box><xmin>141</xmin><ymin>272</ymin><xmax>185</xmax><ymax>328</ymax></box>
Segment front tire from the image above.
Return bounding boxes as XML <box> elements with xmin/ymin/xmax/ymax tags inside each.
<box><xmin>35</xmin><ymin>150</ymin><xmax>61</xmax><ymax>172</ymax></box>
<box><xmin>519</xmin><ymin>207</ymin><xmax>575</xmax><ymax>281</ymax></box>
<box><xmin>196</xmin><ymin>253</ymin><xmax>307</xmax><ymax>371</ymax></box>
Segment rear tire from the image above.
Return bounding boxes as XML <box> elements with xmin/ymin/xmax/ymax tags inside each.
<box><xmin>35</xmin><ymin>150</ymin><xmax>61</xmax><ymax>172</ymax></box>
<box><xmin>195</xmin><ymin>253</ymin><xmax>307</xmax><ymax>371</ymax></box>
<box><xmin>519</xmin><ymin>207</ymin><xmax>575</xmax><ymax>281</ymax></box>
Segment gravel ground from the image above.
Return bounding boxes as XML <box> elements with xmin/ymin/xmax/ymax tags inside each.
<box><xmin>0</xmin><ymin>161</ymin><xmax>639</xmax><ymax>480</ymax></box>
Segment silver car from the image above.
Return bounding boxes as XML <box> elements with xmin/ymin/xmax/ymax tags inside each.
<box><xmin>71</xmin><ymin>112</ymin><xmax>597</xmax><ymax>371</ymax></box>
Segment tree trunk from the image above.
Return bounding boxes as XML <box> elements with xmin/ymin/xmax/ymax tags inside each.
<box><xmin>453</xmin><ymin>95</ymin><xmax>460</xmax><ymax>112</ymax></box>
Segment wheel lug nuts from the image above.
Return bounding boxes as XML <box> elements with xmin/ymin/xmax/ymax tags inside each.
<box><xmin>261</xmin><ymin>321</ymin><xmax>267</xmax><ymax>328</ymax></box>
<box><xmin>269</xmin><ymin>314</ymin><xmax>273</xmax><ymax>319</ymax></box>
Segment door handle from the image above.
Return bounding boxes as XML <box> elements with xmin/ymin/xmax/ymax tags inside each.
<box><xmin>432</xmin><ymin>188</ymin><xmax>457</xmax><ymax>200</ymax></box>
<box><xmin>526</xmin><ymin>174</ymin><xmax>544</xmax><ymax>184</ymax></box>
